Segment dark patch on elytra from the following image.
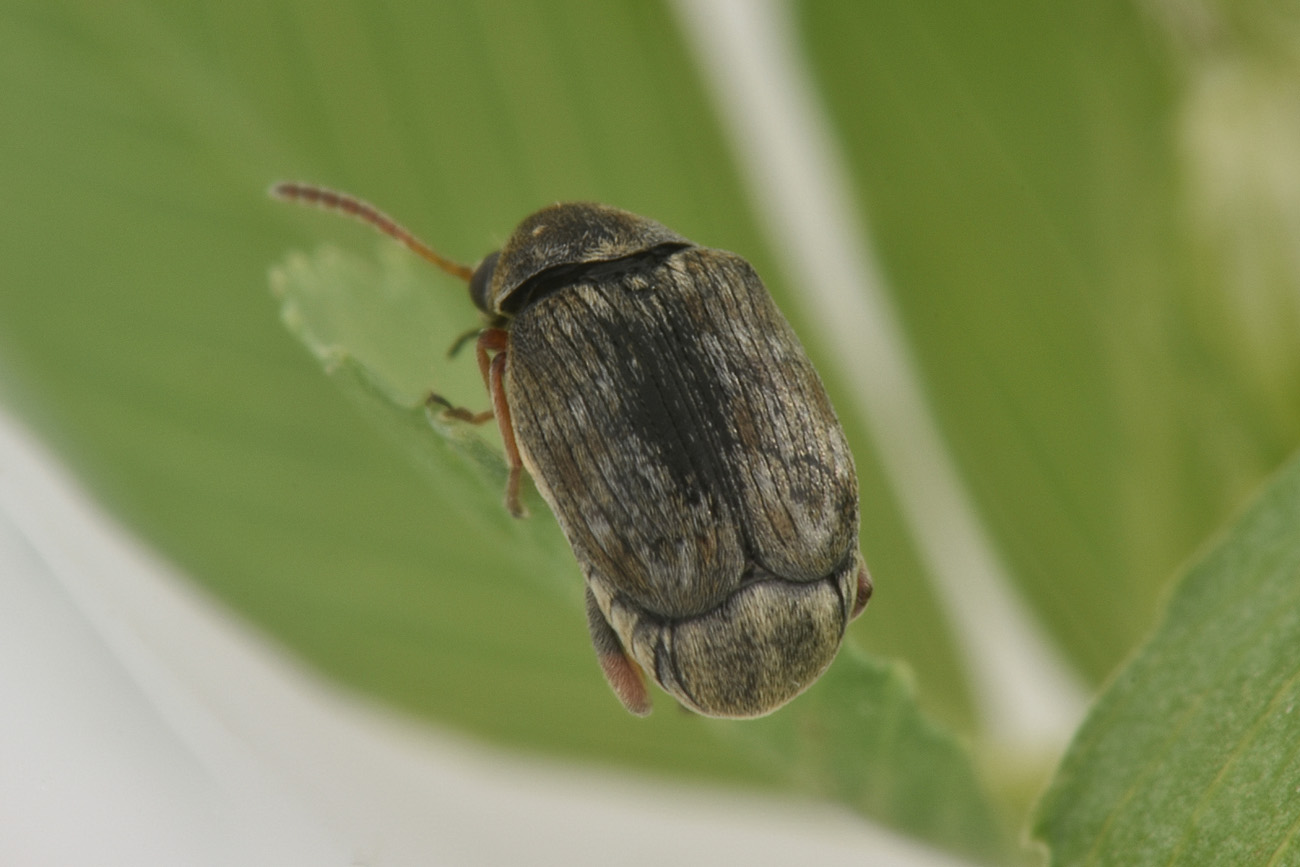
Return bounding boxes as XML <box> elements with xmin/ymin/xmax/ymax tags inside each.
<box><xmin>582</xmin><ymin>260</ymin><xmax>750</xmax><ymax>526</ymax></box>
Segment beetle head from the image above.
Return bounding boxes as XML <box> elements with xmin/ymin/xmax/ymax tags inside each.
<box><xmin>468</xmin><ymin>250</ymin><xmax>500</xmax><ymax>314</ymax></box>
<box><xmin>591</xmin><ymin>553</ymin><xmax>870</xmax><ymax>718</ymax></box>
<box><xmin>480</xmin><ymin>202</ymin><xmax>689</xmax><ymax>315</ymax></box>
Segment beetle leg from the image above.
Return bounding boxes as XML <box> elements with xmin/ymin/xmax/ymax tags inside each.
<box><xmin>445</xmin><ymin>324</ymin><xmax>482</xmax><ymax>359</ymax></box>
<box><xmin>485</xmin><ymin>339</ymin><xmax>527</xmax><ymax>519</ymax></box>
<box><xmin>586</xmin><ymin>587</ymin><xmax>650</xmax><ymax>716</ymax></box>
<box><xmin>475</xmin><ymin>327</ymin><xmax>510</xmax><ymax>387</ymax></box>
<box><xmin>424</xmin><ymin>392</ymin><xmax>494</xmax><ymax>424</ymax></box>
<box><xmin>851</xmin><ymin>556</ymin><xmax>873</xmax><ymax>621</ymax></box>
<box><xmin>425</xmin><ymin>327</ymin><xmax>525</xmax><ymax>516</ymax></box>
<box><xmin>423</xmin><ymin>327</ymin><xmax>512</xmax><ymax>425</ymax></box>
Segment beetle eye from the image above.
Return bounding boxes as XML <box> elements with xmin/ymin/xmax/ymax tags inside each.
<box><xmin>469</xmin><ymin>250</ymin><xmax>500</xmax><ymax>314</ymax></box>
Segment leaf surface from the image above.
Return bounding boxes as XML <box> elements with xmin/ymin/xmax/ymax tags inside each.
<box><xmin>1035</xmin><ymin>454</ymin><xmax>1300</xmax><ymax>865</ymax></box>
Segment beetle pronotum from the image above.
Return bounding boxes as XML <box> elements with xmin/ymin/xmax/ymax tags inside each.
<box><xmin>272</xmin><ymin>182</ymin><xmax>872</xmax><ymax>719</ymax></box>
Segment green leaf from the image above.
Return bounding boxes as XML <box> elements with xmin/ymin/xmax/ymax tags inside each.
<box><xmin>796</xmin><ymin>0</ymin><xmax>1300</xmax><ymax>686</ymax></box>
<box><xmin>270</xmin><ymin>242</ymin><xmax>578</xmax><ymax>596</ymax></box>
<box><xmin>273</xmin><ymin>242</ymin><xmax>1016</xmax><ymax>862</ymax></box>
<box><xmin>0</xmin><ymin>0</ymin><xmax>797</xmax><ymax>789</ymax></box>
<box><xmin>6</xmin><ymin>0</ymin><xmax>1300</xmax><ymax>859</ymax></box>
<box><xmin>0</xmin><ymin>0</ymin><xmax>979</xmax><ymax>787</ymax></box>
<box><xmin>1034</xmin><ymin>453</ymin><xmax>1300</xmax><ymax>865</ymax></box>
<box><xmin>723</xmin><ymin>647</ymin><xmax>1019</xmax><ymax>865</ymax></box>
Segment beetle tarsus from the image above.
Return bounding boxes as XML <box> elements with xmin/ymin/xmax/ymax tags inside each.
<box><xmin>425</xmin><ymin>392</ymin><xmax>494</xmax><ymax>424</ymax></box>
<box><xmin>504</xmin><ymin>466</ymin><xmax>528</xmax><ymax>519</ymax></box>
<box><xmin>446</xmin><ymin>326</ymin><xmax>482</xmax><ymax>359</ymax></box>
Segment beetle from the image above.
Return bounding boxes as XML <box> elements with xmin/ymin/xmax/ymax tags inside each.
<box><xmin>271</xmin><ymin>182</ymin><xmax>872</xmax><ymax>719</ymax></box>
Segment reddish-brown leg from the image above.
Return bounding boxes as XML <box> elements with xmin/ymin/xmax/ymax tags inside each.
<box><xmin>488</xmin><ymin>354</ymin><xmax>525</xmax><ymax>518</ymax></box>
<box><xmin>851</xmin><ymin>557</ymin><xmax>873</xmax><ymax>620</ymax></box>
<box><xmin>475</xmin><ymin>327</ymin><xmax>509</xmax><ymax>388</ymax></box>
<box><xmin>424</xmin><ymin>393</ymin><xmax>493</xmax><ymax>424</ymax></box>
<box><xmin>425</xmin><ymin>327</ymin><xmax>510</xmax><ymax>423</ymax></box>
<box><xmin>424</xmin><ymin>326</ymin><xmax>525</xmax><ymax>518</ymax></box>
<box><xmin>586</xmin><ymin>588</ymin><xmax>650</xmax><ymax>716</ymax></box>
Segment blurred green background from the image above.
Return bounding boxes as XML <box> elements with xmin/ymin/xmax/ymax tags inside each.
<box><xmin>2</xmin><ymin>0</ymin><xmax>1298</xmax><ymax>853</ymax></box>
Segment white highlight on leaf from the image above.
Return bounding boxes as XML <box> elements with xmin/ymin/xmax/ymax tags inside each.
<box><xmin>672</xmin><ymin>0</ymin><xmax>1089</xmax><ymax>748</ymax></box>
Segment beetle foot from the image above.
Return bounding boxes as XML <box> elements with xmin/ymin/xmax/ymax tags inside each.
<box><xmin>504</xmin><ymin>466</ymin><xmax>529</xmax><ymax>519</ymax></box>
<box><xmin>425</xmin><ymin>391</ymin><xmax>493</xmax><ymax>424</ymax></box>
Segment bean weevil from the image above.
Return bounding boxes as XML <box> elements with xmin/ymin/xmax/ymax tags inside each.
<box><xmin>272</xmin><ymin>183</ymin><xmax>872</xmax><ymax>719</ymax></box>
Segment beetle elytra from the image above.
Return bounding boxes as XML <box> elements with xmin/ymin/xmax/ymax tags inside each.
<box><xmin>272</xmin><ymin>182</ymin><xmax>872</xmax><ymax>719</ymax></box>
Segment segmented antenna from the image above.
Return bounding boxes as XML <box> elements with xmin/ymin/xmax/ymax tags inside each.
<box><xmin>270</xmin><ymin>181</ymin><xmax>475</xmax><ymax>282</ymax></box>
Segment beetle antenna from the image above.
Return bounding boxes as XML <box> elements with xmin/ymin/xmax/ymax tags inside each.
<box><xmin>270</xmin><ymin>181</ymin><xmax>475</xmax><ymax>283</ymax></box>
